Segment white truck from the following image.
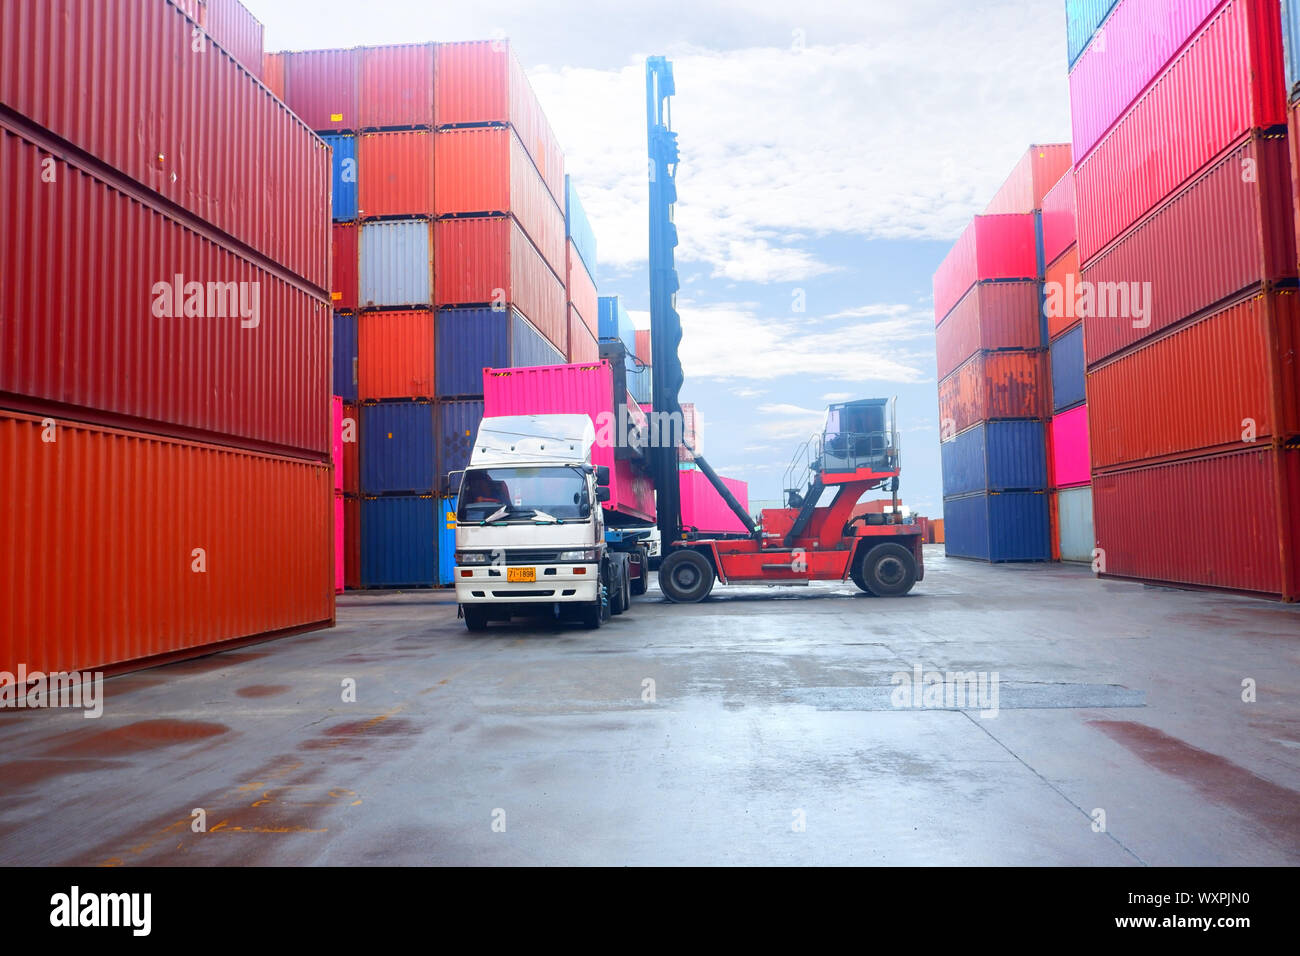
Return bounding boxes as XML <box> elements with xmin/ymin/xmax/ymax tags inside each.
<box><xmin>450</xmin><ymin>414</ymin><xmax>638</xmax><ymax>631</ymax></box>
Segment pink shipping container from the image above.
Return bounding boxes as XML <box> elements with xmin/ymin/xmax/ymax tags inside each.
<box><xmin>335</xmin><ymin>492</ymin><xmax>345</xmax><ymax>594</ymax></box>
<box><xmin>333</xmin><ymin>397</ymin><xmax>344</xmax><ymax>492</ymax></box>
<box><xmin>284</xmin><ymin>47</ymin><xmax>360</xmax><ymax>132</ymax></box>
<box><xmin>0</xmin><ymin>120</ymin><xmax>331</xmax><ymax>459</ymax></box>
<box><xmin>680</xmin><ymin>468</ymin><xmax>750</xmax><ymax>534</ymax></box>
<box><xmin>1073</xmin><ymin>0</ymin><xmax>1287</xmax><ymax>263</ymax></box>
<box><xmin>1050</xmin><ymin>404</ymin><xmax>1091</xmax><ymax>488</ymax></box>
<box><xmin>933</xmin><ymin>215</ymin><xmax>1039</xmax><ymax>325</ymax></box>
<box><xmin>434</xmin><ymin>41</ymin><xmax>565</xmax><ymax>208</ymax></box>
<box><xmin>481</xmin><ymin>361</ymin><xmax>656</xmax><ymax>522</ymax></box>
<box><xmin>0</xmin><ymin>0</ymin><xmax>331</xmax><ymax>291</ymax></box>
<box><xmin>1069</xmin><ymin>0</ymin><xmax>1222</xmax><ymax>164</ymax></box>
<box><xmin>435</xmin><ymin>217</ymin><xmax>567</xmax><ymax>355</ymax></box>
<box><xmin>935</xmin><ymin>281</ymin><xmax>1042</xmax><ymax>382</ymax></box>
<box><xmin>983</xmin><ymin>144</ymin><xmax>1072</xmax><ymax>215</ymax></box>
<box><xmin>1079</xmin><ymin>133</ymin><xmax>1295</xmax><ymax>365</ymax></box>
<box><xmin>361</xmin><ymin>43</ymin><xmax>436</xmax><ymax>130</ymax></box>
<box><xmin>1039</xmin><ymin>168</ymin><xmax>1076</xmax><ymax>268</ymax></box>
<box><xmin>342</xmin><ymin>402</ymin><xmax>359</xmax><ymax>496</ymax></box>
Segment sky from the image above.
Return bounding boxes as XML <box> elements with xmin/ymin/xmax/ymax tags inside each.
<box><xmin>251</xmin><ymin>0</ymin><xmax>1073</xmax><ymax>517</ymax></box>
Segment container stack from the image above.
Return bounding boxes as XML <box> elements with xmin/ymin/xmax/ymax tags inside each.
<box><xmin>566</xmin><ymin>175</ymin><xmax>601</xmax><ymax>363</ymax></box>
<box><xmin>1</xmin><ymin>0</ymin><xmax>335</xmax><ymax>676</ymax></box>
<box><xmin>1069</xmin><ymin>0</ymin><xmax>1300</xmax><ymax>600</ymax></box>
<box><xmin>598</xmin><ymin>295</ymin><xmax>651</xmax><ymax>404</ymax></box>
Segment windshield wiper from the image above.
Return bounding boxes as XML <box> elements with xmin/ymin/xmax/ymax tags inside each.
<box><xmin>527</xmin><ymin>510</ymin><xmax>560</xmax><ymax>524</ymax></box>
<box><xmin>479</xmin><ymin>505</ymin><xmax>510</xmax><ymax>525</ymax></box>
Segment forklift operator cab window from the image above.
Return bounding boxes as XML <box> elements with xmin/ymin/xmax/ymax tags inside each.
<box><xmin>823</xmin><ymin>404</ymin><xmax>888</xmax><ymax>471</ymax></box>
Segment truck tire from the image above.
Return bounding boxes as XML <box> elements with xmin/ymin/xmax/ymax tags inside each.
<box><xmin>857</xmin><ymin>543</ymin><xmax>916</xmax><ymax>597</ymax></box>
<box><xmin>629</xmin><ymin>548</ymin><xmax>649</xmax><ymax>596</ymax></box>
<box><xmin>610</xmin><ymin>558</ymin><xmax>628</xmax><ymax>615</ymax></box>
<box><xmin>581</xmin><ymin>597</ymin><xmax>605</xmax><ymax>629</ymax></box>
<box><xmin>463</xmin><ymin>606</ymin><xmax>490</xmax><ymax>632</ymax></box>
<box><xmin>659</xmin><ymin>549</ymin><xmax>715</xmax><ymax>603</ymax></box>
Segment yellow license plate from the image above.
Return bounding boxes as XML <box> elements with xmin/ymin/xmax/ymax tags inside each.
<box><xmin>507</xmin><ymin>567</ymin><xmax>536</xmax><ymax>583</ymax></box>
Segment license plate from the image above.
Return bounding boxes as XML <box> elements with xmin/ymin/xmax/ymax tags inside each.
<box><xmin>507</xmin><ymin>567</ymin><xmax>536</xmax><ymax>583</ymax></box>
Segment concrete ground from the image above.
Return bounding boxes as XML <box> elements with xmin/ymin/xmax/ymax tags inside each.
<box><xmin>1</xmin><ymin>545</ymin><xmax>1297</xmax><ymax>866</ymax></box>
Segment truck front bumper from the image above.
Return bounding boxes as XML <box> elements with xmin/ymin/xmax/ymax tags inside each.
<box><xmin>454</xmin><ymin>564</ymin><xmax>600</xmax><ymax>604</ymax></box>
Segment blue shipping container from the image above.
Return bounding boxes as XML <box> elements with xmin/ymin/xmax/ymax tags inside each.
<box><xmin>360</xmin><ymin>220</ymin><xmax>433</xmax><ymax>308</ymax></box>
<box><xmin>1066</xmin><ymin>0</ymin><xmax>1120</xmax><ymax>69</ymax></box>
<box><xmin>941</xmin><ymin>421</ymin><xmax>1047</xmax><ymax>497</ymax></box>
<box><xmin>1050</xmin><ymin>323</ymin><xmax>1086</xmax><ymax>411</ymax></box>
<box><xmin>627</xmin><ymin>363</ymin><xmax>652</xmax><ymax>406</ymax></box>
<box><xmin>361</xmin><ymin>401</ymin><xmax>437</xmax><ymax>494</ymax></box>
<box><xmin>361</xmin><ymin>495</ymin><xmax>438</xmax><ymax>588</ymax></box>
<box><xmin>565</xmin><ymin>175</ymin><xmax>597</xmax><ymax>279</ymax></box>
<box><xmin>439</xmin><ymin>399</ymin><xmax>485</xmax><ymax>490</ymax></box>
<box><xmin>1284</xmin><ymin>0</ymin><xmax>1300</xmax><ymax>101</ymax></box>
<box><xmin>439</xmin><ymin>496</ymin><xmax>458</xmax><ymax>586</ymax></box>
<box><xmin>435</xmin><ymin>308</ymin><xmax>564</xmax><ymax>398</ymax></box>
<box><xmin>320</xmin><ymin>133</ymin><xmax>358</xmax><ymax>221</ymax></box>
<box><xmin>333</xmin><ymin>311</ymin><xmax>358</xmax><ymax>402</ymax></box>
<box><xmin>943</xmin><ymin>491</ymin><xmax>1050</xmax><ymax>562</ymax></box>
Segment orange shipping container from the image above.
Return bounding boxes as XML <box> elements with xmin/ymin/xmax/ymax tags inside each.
<box><xmin>357</xmin><ymin>310</ymin><xmax>437</xmax><ymax>400</ymax></box>
<box><xmin>1044</xmin><ymin>244</ymin><xmax>1081</xmax><ymax>342</ymax></box>
<box><xmin>361</xmin><ymin>43</ymin><xmax>435</xmax><ymax>130</ymax></box>
<box><xmin>358</xmin><ymin>130</ymin><xmax>436</xmax><ymax>219</ymax></box>
<box><xmin>931</xmin><ymin>518</ymin><xmax>945</xmax><ymax>544</ymax></box>
<box><xmin>0</xmin><ymin>410</ymin><xmax>334</xmax><ymax>676</ymax></box>
<box><xmin>935</xmin><ymin>280</ymin><xmax>1042</xmax><ymax>381</ymax></box>
<box><xmin>566</xmin><ymin>239</ymin><xmax>599</xmax><ymax>338</ymax></box>
<box><xmin>938</xmin><ymin>350</ymin><xmax>1046</xmax><ymax>436</ymax></box>
<box><xmin>263</xmin><ymin>51</ymin><xmax>286</xmax><ymax>100</ymax></box>
<box><xmin>984</xmin><ymin>143</ymin><xmax>1073</xmax><ymax>215</ymax></box>
<box><xmin>569</xmin><ymin>307</ymin><xmax>598</xmax><ymax>363</ymax></box>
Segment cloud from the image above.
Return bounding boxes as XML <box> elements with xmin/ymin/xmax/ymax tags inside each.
<box><xmin>732</xmin><ymin>386</ymin><xmax>767</xmax><ymax>398</ymax></box>
<box><xmin>822</xmin><ymin>392</ymin><xmax>854</xmax><ymax>402</ymax></box>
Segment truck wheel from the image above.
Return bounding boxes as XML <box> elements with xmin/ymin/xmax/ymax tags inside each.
<box><xmin>629</xmin><ymin>548</ymin><xmax>649</xmax><ymax>596</ymax></box>
<box><xmin>581</xmin><ymin>596</ymin><xmax>605</xmax><ymax>629</ymax></box>
<box><xmin>610</xmin><ymin>560</ymin><xmax>628</xmax><ymax>615</ymax></box>
<box><xmin>659</xmin><ymin>550</ymin><xmax>715</xmax><ymax>603</ymax></box>
<box><xmin>857</xmin><ymin>543</ymin><xmax>916</xmax><ymax>597</ymax></box>
<box><xmin>463</xmin><ymin>607</ymin><xmax>489</xmax><ymax>632</ymax></box>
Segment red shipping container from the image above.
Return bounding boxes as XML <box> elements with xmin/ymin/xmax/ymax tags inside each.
<box><xmin>566</xmin><ymin>239</ymin><xmax>599</xmax><ymax>337</ymax></box>
<box><xmin>435</xmin><ymin>217</ymin><xmax>567</xmax><ymax>355</ymax></box>
<box><xmin>680</xmin><ymin>468</ymin><xmax>750</xmax><ymax>534</ymax></box>
<box><xmin>635</xmin><ymin>329</ymin><xmax>652</xmax><ymax>363</ymax></box>
<box><xmin>0</xmin><ymin>0</ymin><xmax>331</xmax><ymax>292</ymax></box>
<box><xmin>434</xmin><ymin>127</ymin><xmax>566</xmax><ymax>280</ymax></box>
<box><xmin>263</xmin><ymin>51</ymin><xmax>286</xmax><ymax>100</ymax></box>
<box><xmin>938</xmin><ymin>350</ymin><xmax>1045</xmax><ymax>436</ymax></box>
<box><xmin>983</xmin><ymin>144</ymin><xmax>1072</xmax><ymax>215</ymax></box>
<box><xmin>569</xmin><ymin>308</ymin><xmax>599</xmax><ymax>363</ymax></box>
<box><xmin>933</xmin><ymin>215</ymin><xmax>1039</xmax><ymax>325</ymax></box>
<box><xmin>357</xmin><ymin>311</ymin><xmax>437</xmax><ymax>400</ymax></box>
<box><xmin>1044</xmin><ymin>245</ymin><xmax>1081</xmax><ymax>342</ymax></box>
<box><xmin>1050</xmin><ymin>404</ymin><xmax>1091</xmax><ymax>488</ymax></box>
<box><xmin>434</xmin><ymin>40</ymin><xmax>565</xmax><ymax>207</ymax></box>
<box><xmin>935</xmin><ymin>281</ymin><xmax>1042</xmax><ymax>382</ymax></box>
<box><xmin>358</xmin><ymin>130</ymin><xmax>436</xmax><ymax>219</ymax></box>
<box><xmin>1092</xmin><ymin>446</ymin><xmax>1299</xmax><ymax>600</ymax></box>
<box><xmin>1079</xmin><ymin>133</ymin><xmax>1295</xmax><ymax>365</ymax></box>
<box><xmin>344</xmin><ymin>494</ymin><xmax>361</xmax><ymax>589</ymax></box>
<box><xmin>1087</xmin><ymin>290</ymin><xmax>1300</xmax><ymax>470</ymax></box>
<box><xmin>1289</xmin><ymin>100</ymin><xmax>1300</xmax><ymax>267</ymax></box>
<box><xmin>1040</xmin><ymin>169</ymin><xmax>1076</xmax><ymax>269</ymax></box>
<box><xmin>0</xmin><ymin>121</ymin><xmax>331</xmax><ymax>458</ymax></box>
<box><xmin>284</xmin><ymin>47</ymin><xmax>360</xmax><ymax>132</ymax></box>
<box><xmin>335</xmin><ymin>491</ymin><xmax>345</xmax><ymax>593</ymax></box>
<box><xmin>204</xmin><ymin>0</ymin><xmax>264</xmax><ymax>81</ymax></box>
<box><xmin>342</xmin><ymin>402</ymin><xmax>359</xmax><ymax>495</ymax></box>
<box><xmin>0</xmin><ymin>410</ymin><xmax>334</xmax><ymax>676</ymax></box>
<box><xmin>331</xmin><ymin>222</ymin><xmax>359</xmax><ymax>311</ymax></box>
<box><xmin>361</xmin><ymin>43</ymin><xmax>436</xmax><ymax>130</ymax></box>
<box><xmin>1074</xmin><ymin>0</ymin><xmax>1287</xmax><ymax>263</ymax></box>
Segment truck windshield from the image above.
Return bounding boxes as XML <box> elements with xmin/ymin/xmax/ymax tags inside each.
<box><xmin>458</xmin><ymin>467</ymin><xmax>592</xmax><ymax>523</ymax></box>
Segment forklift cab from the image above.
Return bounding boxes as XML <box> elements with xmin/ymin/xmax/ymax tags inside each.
<box><xmin>821</xmin><ymin>398</ymin><xmax>898</xmax><ymax>477</ymax></box>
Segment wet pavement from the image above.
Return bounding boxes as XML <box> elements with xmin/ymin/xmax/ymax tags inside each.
<box><xmin>1</xmin><ymin>546</ymin><xmax>1297</xmax><ymax>866</ymax></box>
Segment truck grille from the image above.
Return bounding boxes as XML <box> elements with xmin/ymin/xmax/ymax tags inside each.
<box><xmin>505</xmin><ymin>549</ymin><xmax>564</xmax><ymax>563</ymax></box>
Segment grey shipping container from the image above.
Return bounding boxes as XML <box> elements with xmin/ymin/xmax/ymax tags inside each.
<box><xmin>1057</xmin><ymin>485</ymin><xmax>1095</xmax><ymax>563</ymax></box>
<box><xmin>360</xmin><ymin>219</ymin><xmax>434</xmax><ymax>308</ymax></box>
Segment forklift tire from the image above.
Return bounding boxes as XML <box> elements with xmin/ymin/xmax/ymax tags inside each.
<box><xmin>463</xmin><ymin>606</ymin><xmax>490</xmax><ymax>632</ymax></box>
<box><xmin>857</xmin><ymin>543</ymin><xmax>917</xmax><ymax>597</ymax></box>
<box><xmin>849</xmin><ymin>564</ymin><xmax>870</xmax><ymax>593</ymax></box>
<box><xmin>659</xmin><ymin>549</ymin><xmax>715</xmax><ymax>603</ymax></box>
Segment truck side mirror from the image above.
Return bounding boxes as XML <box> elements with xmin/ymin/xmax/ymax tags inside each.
<box><xmin>445</xmin><ymin>471</ymin><xmax>464</xmax><ymax>496</ymax></box>
<box><xmin>596</xmin><ymin>487</ymin><xmax>611</xmax><ymax>503</ymax></box>
<box><xmin>595</xmin><ymin>465</ymin><xmax>611</xmax><ymax>486</ymax></box>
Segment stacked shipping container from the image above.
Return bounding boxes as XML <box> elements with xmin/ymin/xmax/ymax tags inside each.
<box><xmin>0</xmin><ymin>0</ymin><xmax>335</xmax><ymax>675</ymax></box>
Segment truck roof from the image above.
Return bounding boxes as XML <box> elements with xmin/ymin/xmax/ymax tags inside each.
<box><xmin>469</xmin><ymin>415</ymin><xmax>596</xmax><ymax>467</ymax></box>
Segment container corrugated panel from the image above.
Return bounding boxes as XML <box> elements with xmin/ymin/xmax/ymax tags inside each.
<box><xmin>0</xmin><ymin>410</ymin><xmax>333</xmax><ymax>676</ymax></box>
<box><xmin>935</xmin><ymin>281</ymin><xmax>1042</xmax><ymax>381</ymax></box>
<box><xmin>680</xmin><ymin>469</ymin><xmax>750</xmax><ymax>534</ymax></box>
<box><xmin>263</xmin><ymin>51</ymin><xmax>286</xmax><ymax>101</ymax></box>
<box><xmin>285</xmin><ymin>47</ymin><xmax>359</xmax><ymax>132</ymax></box>
<box><xmin>205</xmin><ymin>0</ymin><xmax>264</xmax><ymax>81</ymax></box>
<box><xmin>432</xmin><ymin>127</ymin><xmax>566</xmax><ymax>280</ymax></box>
<box><xmin>320</xmin><ymin>133</ymin><xmax>358</xmax><ymax>221</ymax></box>
<box><xmin>940</xmin><ymin>421</ymin><xmax>1047</xmax><ymax>496</ymax></box>
<box><xmin>439</xmin><ymin>496</ymin><xmax>458</xmax><ymax>586</ymax></box>
<box><xmin>1057</xmin><ymin>485</ymin><xmax>1095</xmax><ymax>562</ymax></box>
<box><xmin>360</xmin><ymin>495</ymin><xmax>438</xmax><ymax>587</ymax></box>
<box><xmin>627</xmin><ymin>363</ymin><xmax>653</xmax><ymax>405</ymax></box>
<box><xmin>1087</xmin><ymin>290</ymin><xmax>1300</xmax><ymax>469</ymax></box>
<box><xmin>1286</xmin><ymin>0</ymin><xmax>1300</xmax><ymax>100</ymax></box>
<box><xmin>0</xmin><ymin>0</ymin><xmax>331</xmax><ymax>291</ymax></box>
<box><xmin>358</xmin><ymin>311</ymin><xmax>437</xmax><ymax>400</ymax></box>
<box><xmin>1074</xmin><ymin>0</ymin><xmax>1288</xmax><ymax>263</ymax></box>
<box><xmin>569</xmin><ymin>309</ymin><xmax>600</xmax><ymax>364</ymax></box>
<box><xmin>433</xmin><ymin>40</ymin><xmax>565</xmax><ymax>208</ymax></box>
<box><xmin>1050</xmin><ymin>324</ymin><xmax>1086</xmax><ymax>411</ymax></box>
<box><xmin>344</xmin><ymin>493</ymin><xmax>360</xmax><ymax>588</ymax></box>
<box><xmin>359</xmin><ymin>219</ymin><xmax>434</xmax><ymax>308</ymax></box>
<box><xmin>565</xmin><ymin>175</ymin><xmax>597</xmax><ymax>278</ymax></box>
<box><xmin>635</xmin><ymin>329</ymin><xmax>651</xmax><ymax>363</ymax></box>
<box><xmin>360</xmin><ymin>401</ymin><xmax>436</xmax><ymax>494</ymax></box>
<box><xmin>360</xmin><ymin>43</ymin><xmax>435</xmax><ymax>130</ymax></box>
<box><xmin>433</xmin><ymin>217</ymin><xmax>567</xmax><ymax>353</ymax></box>
<box><xmin>567</xmin><ymin>240</ymin><xmax>600</xmax><ymax>336</ymax></box>
<box><xmin>1066</xmin><ymin>0</ymin><xmax>1121</xmax><ymax>68</ymax></box>
<box><xmin>434</xmin><ymin>308</ymin><xmax>563</xmax><ymax>398</ymax></box>
<box><xmin>1043</xmin><ymin>245</ymin><xmax>1081</xmax><ymax>342</ymax></box>
<box><xmin>0</xmin><ymin>122</ymin><xmax>330</xmax><ymax>458</ymax></box>
<box><xmin>1092</xmin><ymin>447</ymin><xmax>1299</xmax><ymax>599</ymax></box>
<box><xmin>1051</xmin><ymin>404</ymin><xmax>1092</xmax><ymax>488</ymax></box>
<box><xmin>1040</xmin><ymin>171</ymin><xmax>1076</xmax><ymax>268</ymax></box>
<box><xmin>937</xmin><ymin>350</ymin><xmax>1046</xmax><ymax>435</ymax></box>
<box><xmin>342</xmin><ymin>401</ymin><xmax>359</xmax><ymax>495</ymax></box>
<box><xmin>983</xmin><ymin>144</ymin><xmax>1073</xmax><ymax>215</ymax></box>
<box><xmin>335</xmin><ymin>492</ymin><xmax>345</xmax><ymax>593</ymax></box>
<box><xmin>358</xmin><ymin>130</ymin><xmax>436</xmax><ymax>219</ymax></box>
<box><xmin>332</xmin><ymin>222</ymin><xmax>359</xmax><ymax>311</ymax></box>
<box><xmin>1070</xmin><ymin>0</ymin><xmax>1222</xmax><ymax>164</ymax></box>
<box><xmin>942</xmin><ymin>491</ymin><xmax>1051</xmax><ymax>562</ymax></box>
<box><xmin>933</xmin><ymin>215</ymin><xmax>1039</xmax><ymax>325</ymax></box>
<box><xmin>333</xmin><ymin>397</ymin><xmax>344</xmax><ymax>492</ymax></box>
<box><xmin>438</xmin><ymin>400</ymin><xmax>485</xmax><ymax>488</ymax></box>
<box><xmin>1080</xmin><ymin>134</ymin><xmax>1295</xmax><ymax>365</ymax></box>
<box><xmin>598</xmin><ymin>295</ymin><xmax>630</xmax><ymax>340</ymax></box>
<box><xmin>333</xmin><ymin>312</ymin><xmax>358</xmax><ymax>402</ymax></box>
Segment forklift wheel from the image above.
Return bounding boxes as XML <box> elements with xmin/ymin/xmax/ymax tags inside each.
<box><xmin>857</xmin><ymin>543</ymin><xmax>917</xmax><ymax>597</ymax></box>
<box><xmin>659</xmin><ymin>550</ymin><xmax>715</xmax><ymax>603</ymax></box>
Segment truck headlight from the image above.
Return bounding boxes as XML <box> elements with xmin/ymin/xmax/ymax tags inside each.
<box><xmin>456</xmin><ymin>551</ymin><xmax>491</xmax><ymax>565</ymax></box>
<box><xmin>558</xmin><ymin>549</ymin><xmax>599</xmax><ymax>562</ymax></box>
